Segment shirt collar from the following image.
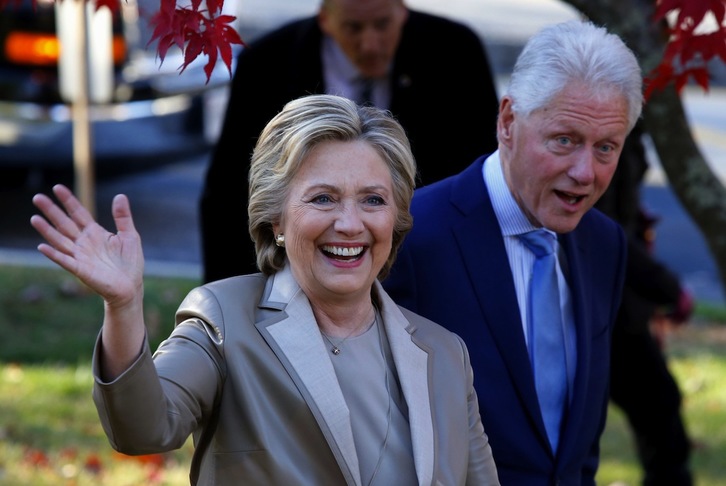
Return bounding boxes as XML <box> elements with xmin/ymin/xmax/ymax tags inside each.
<box><xmin>483</xmin><ymin>151</ymin><xmax>541</xmax><ymax>237</ymax></box>
<box><xmin>322</xmin><ymin>35</ymin><xmax>361</xmax><ymax>83</ymax></box>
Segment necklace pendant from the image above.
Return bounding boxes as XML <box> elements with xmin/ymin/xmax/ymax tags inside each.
<box><xmin>331</xmin><ymin>346</ymin><xmax>341</xmax><ymax>355</ymax></box>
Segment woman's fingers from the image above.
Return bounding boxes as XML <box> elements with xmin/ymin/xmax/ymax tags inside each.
<box><xmin>30</xmin><ymin>198</ymin><xmax>78</xmax><ymax>258</ymax></box>
<box><xmin>30</xmin><ymin>184</ymin><xmax>113</xmax><ymax>273</ymax></box>
<box><xmin>111</xmin><ymin>194</ymin><xmax>138</xmax><ymax>236</ymax></box>
<box><xmin>29</xmin><ymin>184</ymin><xmax>144</xmax><ymax>305</ymax></box>
<box><xmin>51</xmin><ymin>184</ymin><xmax>95</xmax><ymax>227</ymax></box>
<box><xmin>35</xmin><ymin>237</ymin><xmax>80</xmax><ymax>275</ymax></box>
<box><xmin>31</xmin><ymin>184</ymin><xmax>92</xmax><ymax>242</ymax></box>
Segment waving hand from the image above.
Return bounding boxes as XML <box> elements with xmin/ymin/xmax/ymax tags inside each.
<box><xmin>30</xmin><ymin>184</ymin><xmax>146</xmax><ymax>378</ymax></box>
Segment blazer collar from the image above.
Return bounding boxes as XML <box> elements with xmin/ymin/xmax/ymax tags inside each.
<box><xmin>258</xmin><ymin>266</ymin><xmax>434</xmax><ymax>485</ymax></box>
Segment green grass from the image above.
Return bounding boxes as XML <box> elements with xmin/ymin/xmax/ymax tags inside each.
<box><xmin>0</xmin><ymin>265</ymin><xmax>198</xmax><ymax>364</ymax></box>
<box><xmin>1</xmin><ymin>263</ymin><xmax>725</xmax><ymax>485</ymax></box>
<box><xmin>0</xmin><ymin>264</ymin><xmax>198</xmax><ymax>485</ymax></box>
<box><xmin>597</xmin><ymin>320</ymin><xmax>726</xmax><ymax>486</ymax></box>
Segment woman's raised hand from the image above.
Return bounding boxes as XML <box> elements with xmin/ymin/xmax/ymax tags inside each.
<box><xmin>30</xmin><ymin>184</ymin><xmax>144</xmax><ymax>308</ymax></box>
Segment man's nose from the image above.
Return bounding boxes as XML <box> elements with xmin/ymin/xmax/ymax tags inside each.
<box><xmin>359</xmin><ymin>26</ymin><xmax>381</xmax><ymax>53</ymax></box>
<box><xmin>568</xmin><ymin>149</ymin><xmax>596</xmax><ymax>185</ymax></box>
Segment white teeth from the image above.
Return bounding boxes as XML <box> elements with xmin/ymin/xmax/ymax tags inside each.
<box><xmin>322</xmin><ymin>245</ymin><xmax>364</xmax><ymax>257</ymax></box>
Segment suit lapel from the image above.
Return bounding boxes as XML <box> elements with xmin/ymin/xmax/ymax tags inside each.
<box><xmin>258</xmin><ymin>267</ymin><xmax>362</xmax><ymax>486</ymax></box>
<box><xmin>449</xmin><ymin>160</ymin><xmax>550</xmax><ymax>447</ymax></box>
<box><xmin>555</xmin><ymin>231</ymin><xmax>593</xmax><ymax>459</ymax></box>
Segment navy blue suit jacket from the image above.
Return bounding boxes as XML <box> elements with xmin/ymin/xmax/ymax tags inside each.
<box><xmin>383</xmin><ymin>156</ymin><xmax>627</xmax><ymax>485</ymax></box>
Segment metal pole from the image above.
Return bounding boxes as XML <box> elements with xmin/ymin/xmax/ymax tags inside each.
<box><xmin>71</xmin><ymin>0</ymin><xmax>96</xmax><ymax>218</ymax></box>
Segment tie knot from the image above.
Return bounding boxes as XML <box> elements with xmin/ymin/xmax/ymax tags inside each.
<box><xmin>519</xmin><ymin>230</ymin><xmax>556</xmax><ymax>258</ymax></box>
<box><xmin>358</xmin><ymin>78</ymin><xmax>374</xmax><ymax>106</ymax></box>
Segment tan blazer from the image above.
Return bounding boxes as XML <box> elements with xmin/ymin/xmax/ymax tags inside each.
<box><xmin>92</xmin><ymin>265</ymin><xmax>499</xmax><ymax>485</ymax></box>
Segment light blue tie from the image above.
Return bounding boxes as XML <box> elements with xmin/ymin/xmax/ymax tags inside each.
<box><xmin>519</xmin><ymin>229</ymin><xmax>567</xmax><ymax>452</ymax></box>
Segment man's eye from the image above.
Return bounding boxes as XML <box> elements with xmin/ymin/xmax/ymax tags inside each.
<box><xmin>374</xmin><ymin>19</ymin><xmax>392</xmax><ymax>31</ymax></box>
<box><xmin>557</xmin><ymin>136</ymin><xmax>572</xmax><ymax>146</ymax></box>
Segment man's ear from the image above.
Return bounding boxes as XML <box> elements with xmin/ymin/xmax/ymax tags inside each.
<box><xmin>497</xmin><ymin>97</ymin><xmax>515</xmax><ymax>147</ymax></box>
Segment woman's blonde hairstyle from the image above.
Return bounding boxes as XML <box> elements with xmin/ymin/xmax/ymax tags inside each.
<box><xmin>248</xmin><ymin>94</ymin><xmax>417</xmax><ymax>279</ymax></box>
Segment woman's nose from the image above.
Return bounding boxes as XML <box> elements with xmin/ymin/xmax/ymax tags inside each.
<box><xmin>334</xmin><ymin>204</ymin><xmax>365</xmax><ymax>234</ymax></box>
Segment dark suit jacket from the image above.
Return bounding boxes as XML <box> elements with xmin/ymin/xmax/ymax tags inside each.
<box><xmin>383</xmin><ymin>156</ymin><xmax>627</xmax><ymax>485</ymax></box>
<box><xmin>92</xmin><ymin>265</ymin><xmax>500</xmax><ymax>485</ymax></box>
<box><xmin>200</xmin><ymin>10</ymin><xmax>500</xmax><ymax>282</ymax></box>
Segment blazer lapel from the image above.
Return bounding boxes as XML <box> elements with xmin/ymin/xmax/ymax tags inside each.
<box><xmin>374</xmin><ymin>284</ymin><xmax>434</xmax><ymax>486</ymax></box>
<box><xmin>257</xmin><ymin>271</ymin><xmax>440</xmax><ymax>485</ymax></box>
<box><xmin>258</xmin><ymin>267</ymin><xmax>362</xmax><ymax>486</ymax></box>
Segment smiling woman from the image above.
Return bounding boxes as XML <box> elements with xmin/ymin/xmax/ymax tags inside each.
<box><xmin>271</xmin><ymin>139</ymin><xmax>397</xmax><ymax>306</ymax></box>
<box><xmin>28</xmin><ymin>93</ymin><xmax>501</xmax><ymax>485</ymax></box>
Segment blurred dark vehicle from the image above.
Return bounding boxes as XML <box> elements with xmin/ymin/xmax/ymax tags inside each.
<box><xmin>0</xmin><ymin>0</ymin><xmax>238</xmax><ymax>184</ymax></box>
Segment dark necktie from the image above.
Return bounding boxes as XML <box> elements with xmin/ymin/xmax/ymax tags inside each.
<box><xmin>519</xmin><ymin>229</ymin><xmax>567</xmax><ymax>452</ymax></box>
<box><xmin>358</xmin><ymin>78</ymin><xmax>374</xmax><ymax>106</ymax></box>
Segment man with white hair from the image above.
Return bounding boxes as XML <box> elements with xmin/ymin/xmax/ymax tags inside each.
<box><xmin>384</xmin><ymin>20</ymin><xmax>643</xmax><ymax>483</ymax></box>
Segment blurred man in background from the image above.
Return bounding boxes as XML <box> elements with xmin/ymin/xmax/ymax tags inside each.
<box><xmin>199</xmin><ymin>0</ymin><xmax>500</xmax><ymax>282</ymax></box>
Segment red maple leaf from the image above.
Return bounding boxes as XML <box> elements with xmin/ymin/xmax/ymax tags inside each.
<box><xmin>647</xmin><ymin>0</ymin><xmax>726</xmax><ymax>99</ymax></box>
<box><xmin>0</xmin><ymin>0</ymin><xmax>719</xmax><ymax>94</ymax></box>
<box><xmin>0</xmin><ymin>0</ymin><xmax>244</xmax><ymax>81</ymax></box>
<box><xmin>149</xmin><ymin>0</ymin><xmax>243</xmax><ymax>83</ymax></box>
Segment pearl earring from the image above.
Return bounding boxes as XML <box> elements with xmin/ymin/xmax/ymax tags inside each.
<box><xmin>275</xmin><ymin>234</ymin><xmax>285</xmax><ymax>247</ymax></box>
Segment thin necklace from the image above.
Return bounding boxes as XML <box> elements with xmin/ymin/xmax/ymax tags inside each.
<box><xmin>321</xmin><ymin>312</ymin><xmax>376</xmax><ymax>355</ymax></box>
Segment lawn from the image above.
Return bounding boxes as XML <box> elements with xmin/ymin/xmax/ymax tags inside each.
<box><xmin>597</xmin><ymin>320</ymin><xmax>726</xmax><ymax>486</ymax></box>
<box><xmin>0</xmin><ymin>264</ymin><xmax>198</xmax><ymax>485</ymax></box>
<box><xmin>1</xmin><ymin>264</ymin><xmax>725</xmax><ymax>484</ymax></box>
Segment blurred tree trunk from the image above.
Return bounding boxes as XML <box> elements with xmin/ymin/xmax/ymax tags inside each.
<box><xmin>564</xmin><ymin>0</ymin><xmax>726</xmax><ymax>298</ymax></box>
